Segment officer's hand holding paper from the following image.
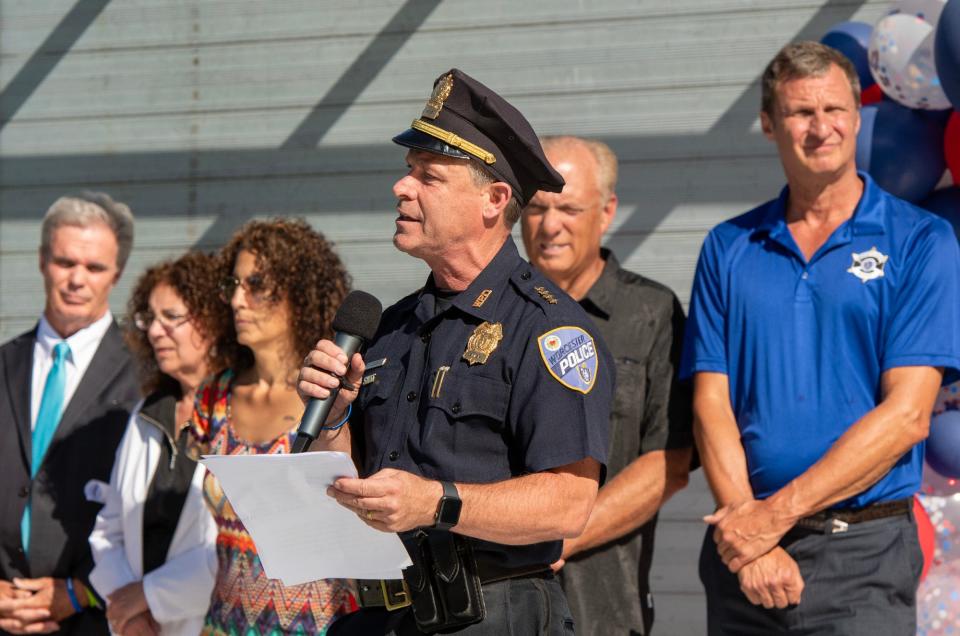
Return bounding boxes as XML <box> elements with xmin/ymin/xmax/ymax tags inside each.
<box><xmin>200</xmin><ymin>451</ymin><xmax>412</xmax><ymax>586</ymax></box>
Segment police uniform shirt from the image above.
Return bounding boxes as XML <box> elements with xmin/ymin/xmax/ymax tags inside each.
<box><xmin>353</xmin><ymin>239</ymin><xmax>613</xmax><ymax>568</ymax></box>
<box><xmin>681</xmin><ymin>172</ymin><xmax>960</xmax><ymax>508</ymax></box>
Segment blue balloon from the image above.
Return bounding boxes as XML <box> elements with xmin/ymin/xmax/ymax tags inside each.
<box><xmin>856</xmin><ymin>100</ymin><xmax>946</xmax><ymax>202</ymax></box>
<box><xmin>926</xmin><ymin>410</ymin><xmax>960</xmax><ymax>479</ymax></box>
<box><xmin>821</xmin><ymin>21</ymin><xmax>875</xmax><ymax>89</ymax></box>
<box><xmin>936</xmin><ymin>0</ymin><xmax>960</xmax><ymax>109</ymax></box>
<box><xmin>921</xmin><ymin>186</ymin><xmax>960</xmax><ymax>241</ymax></box>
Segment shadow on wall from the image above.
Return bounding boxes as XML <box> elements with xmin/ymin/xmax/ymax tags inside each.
<box><xmin>0</xmin><ymin>0</ymin><xmax>868</xmax><ymax>259</ymax></box>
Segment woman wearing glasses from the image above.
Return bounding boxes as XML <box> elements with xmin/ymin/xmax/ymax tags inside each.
<box><xmin>89</xmin><ymin>251</ymin><xmax>229</xmax><ymax>636</ymax></box>
<box><xmin>188</xmin><ymin>218</ymin><xmax>355</xmax><ymax>635</ymax></box>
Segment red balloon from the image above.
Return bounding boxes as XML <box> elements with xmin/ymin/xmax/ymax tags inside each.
<box><xmin>915</xmin><ymin>496</ymin><xmax>936</xmax><ymax>581</ymax></box>
<box><xmin>861</xmin><ymin>84</ymin><xmax>884</xmax><ymax>106</ymax></box>
<box><xmin>948</xmin><ymin>111</ymin><xmax>960</xmax><ymax>185</ymax></box>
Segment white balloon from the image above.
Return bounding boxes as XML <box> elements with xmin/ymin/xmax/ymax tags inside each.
<box><xmin>887</xmin><ymin>0</ymin><xmax>947</xmax><ymax>27</ymax></box>
<box><xmin>869</xmin><ymin>12</ymin><xmax>953</xmax><ymax>109</ymax></box>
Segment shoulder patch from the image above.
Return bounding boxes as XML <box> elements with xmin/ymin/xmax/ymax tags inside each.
<box><xmin>537</xmin><ymin>326</ymin><xmax>598</xmax><ymax>394</ymax></box>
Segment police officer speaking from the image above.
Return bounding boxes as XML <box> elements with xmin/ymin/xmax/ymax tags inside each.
<box><xmin>297</xmin><ymin>69</ymin><xmax>614</xmax><ymax>635</ymax></box>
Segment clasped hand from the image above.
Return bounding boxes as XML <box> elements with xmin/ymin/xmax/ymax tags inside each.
<box><xmin>704</xmin><ymin>498</ymin><xmax>795</xmax><ymax>573</ymax></box>
<box><xmin>0</xmin><ymin>577</ymin><xmax>73</xmax><ymax>634</ymax></box>
<box><xmin>704</xmin><ymin>499</ymin><xmax>804</xmax><ymax>608</ymax></box>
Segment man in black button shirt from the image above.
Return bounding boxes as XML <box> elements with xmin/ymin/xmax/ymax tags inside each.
<box><xmin>522</xmin><ymin>136</ymin><xmax>694</xmax><ymax>636</ymax></box>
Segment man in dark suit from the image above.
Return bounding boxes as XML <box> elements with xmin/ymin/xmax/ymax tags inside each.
<box><xmin>0</xmin><ymin>192</ymin><xmax>140</xmax><ymax>635</ymax></box>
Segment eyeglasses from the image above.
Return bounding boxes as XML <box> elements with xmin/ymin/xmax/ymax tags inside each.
<box><xmin>133</xmin><ymin>310</ymin><xmax>190</xmax><ymax>332</ymax></box>
<box><xmin>218</xmin><ymin>274</ymin><xmax>273</xmax><ymax>304</ymax></box>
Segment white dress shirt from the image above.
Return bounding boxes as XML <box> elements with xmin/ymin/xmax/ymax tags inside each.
<box><xmin>31</xmin><ymin>311</ymin><xmax>115</xmax><ymax>431</ymax></box>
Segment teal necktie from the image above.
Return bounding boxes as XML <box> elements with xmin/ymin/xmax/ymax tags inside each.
<box><xmin>21</xmin><ymin>341</ymin><xmax>70</xmax><ymax>554</ymax></box>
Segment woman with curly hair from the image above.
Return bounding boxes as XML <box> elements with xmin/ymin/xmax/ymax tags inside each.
<box><xmin>89</xmin><ymin>251</ymin><xmax>230</xmax><ymax>636</ymax></box>
<box><xmin>187</xmin><ymin>218</ymin><xmax>355</xmax><ymax>635</ymax></box>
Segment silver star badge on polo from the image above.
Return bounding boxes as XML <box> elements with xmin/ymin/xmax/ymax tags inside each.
<box><xmin>847</xmin><ymin>247</ymin><xmax>888</xmax><ymax>283</ymax></box>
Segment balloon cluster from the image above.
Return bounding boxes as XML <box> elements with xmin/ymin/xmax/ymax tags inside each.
<box><xmin>917</xmin><ymin>382</ymin><xmax>960</xmax><ymax>636</ymax></box>
<box><xmin>822</xmin><ymin>0</ymin><xmax>960</xmax><ymax>229</ymax></box>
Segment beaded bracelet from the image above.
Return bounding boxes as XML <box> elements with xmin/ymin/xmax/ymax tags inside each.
<box><xmin>320</xmin><ymin>404</ymin><xmax>352</xmax><ymax>431</ymax></box>
<box><xmin>65</xmin><ymin>577</ymin><xmax>83</xmax><ymax>613</ymax></box>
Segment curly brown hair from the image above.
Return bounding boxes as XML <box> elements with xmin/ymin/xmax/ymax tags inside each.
<box><xmin>218</xmin><ymin>218</ymin><xmax>351</xmax><ymax>369</ymax></box>
<box><xmin>125</xmin><ymin>251</ymin><xmax>233</xmax><ymax>394</ymax></box>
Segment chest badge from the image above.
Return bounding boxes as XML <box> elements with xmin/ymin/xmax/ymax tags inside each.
<box><xmin>462</xmin><ymin>321</ymin><xmax>503</xmax><ymax>366</ymax></box>
<box><xmin>847</xmin><ymin>247</ymin><xmax>888</xmax><ymax>283</ymax></box>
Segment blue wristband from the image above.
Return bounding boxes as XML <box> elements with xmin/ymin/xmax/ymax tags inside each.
<box><xmin>65</xmin><ymin>578</ymin><xmax>83</xmax><ymax>613</ymax></box>
<box><xmin>321</xmin><ymin>404</ymin><xmax>352</xmax><ymax>431</ymax></box>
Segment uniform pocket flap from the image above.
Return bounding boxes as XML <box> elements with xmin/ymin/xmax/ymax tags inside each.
<box><xmin>431</xmin><ymin>372</ymin><xmax>510</xmax><ymax>422</ymax></box>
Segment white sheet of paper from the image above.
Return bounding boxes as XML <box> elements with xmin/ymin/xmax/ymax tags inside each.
<box><xmin>200</xmin><ymin>451</ymin><xmax>412</xmax><ymax>585</ymax></box>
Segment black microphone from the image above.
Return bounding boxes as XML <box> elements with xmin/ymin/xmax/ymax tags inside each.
<box><xmin>292</xmin><ymin>290</ymin><xmax>382</xmax><ymax>453</ymax></box>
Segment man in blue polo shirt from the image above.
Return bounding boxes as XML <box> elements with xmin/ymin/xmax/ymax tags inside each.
<box><xmin>683</xmin><ymin>41</ymin><xmax>960</xmax><ymax>635</ymax></box>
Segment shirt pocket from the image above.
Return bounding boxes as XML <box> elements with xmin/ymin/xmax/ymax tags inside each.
<box><xmin>429</xmin><ymin>371</ymin><xmax>510</xmax><ymax>426</ymax></box>
<box><xmin>426</xmin><ymin>370</ymin><xmax>512</xmax><ymax>481</ymax></box>
<box><xmin>612</xmin><ymin>356</ymin><xmax>646</xmax><ymax>424</ymax></box>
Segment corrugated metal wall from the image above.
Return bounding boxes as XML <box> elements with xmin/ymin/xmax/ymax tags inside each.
<box><xmin>0</xmin><ymin>1</ymin><xmax>888</xmax><ymax>632</ymax></box>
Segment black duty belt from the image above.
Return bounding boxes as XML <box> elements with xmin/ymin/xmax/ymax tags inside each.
<box><xmin>793</xmin><ymin>497</ymin><xmax>911</xmax><ymax>534</ymax></box>
<box><xmin>356</xmin><ymin>562</ymin><xmax>551</xmax><ymax>610</ymax></box>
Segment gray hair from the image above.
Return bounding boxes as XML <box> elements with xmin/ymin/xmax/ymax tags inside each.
<box><xmin>540</xmin><ymin>136</ymin><xmax>619</xmax><ymax>202</ymax></box>
<box><xmin>761</xmin><ymin>41</ymin><xmax>861</xmax><ymax>117</ymax></box>
<box><xmin>41</xmin><ymin>192</ymin><xmax>135</xmax><ymax>270</ymax></box>
<box><xmin>467</xmin><ymin>160</ymin><xmax>523</xmax><ymax>226</ymax></box>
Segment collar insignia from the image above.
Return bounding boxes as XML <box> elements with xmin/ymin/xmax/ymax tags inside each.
<box><xmin>422</xmin><ymin>73</ymin><xmax>454</xmax><ymax>120</ymax></box>
<box><xmin>473</xmin><ymin>289</ymin><xmax>492</xmax><ymax>308</ymax></box>
<box><xmin>534</xmin><ymin>286</ymin><xmax>558</xmax><ymax>304</ymax></box>
<box><xmin>463</xmin><ymin>322</ymin><xmax>503</xmax><ymax>366</ymax></box>
<box><xmin>847</xmin><ymin>247</ymin><xmax>888</xmax><ymax>283</ymax></box>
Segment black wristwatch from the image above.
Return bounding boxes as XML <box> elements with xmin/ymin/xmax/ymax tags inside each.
<box><xmin>433</xmin><ymin>480</ymin><xmax>462</xmax><ymax>530</ymax></box>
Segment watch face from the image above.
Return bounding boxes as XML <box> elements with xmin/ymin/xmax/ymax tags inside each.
<box><xmin>438</xmin><ymin>497</ymin><xmax>462</xmax><ymax>526</ymax></box>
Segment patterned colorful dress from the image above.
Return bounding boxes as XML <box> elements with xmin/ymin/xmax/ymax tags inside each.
<box><xmin>189</xmin><ymin>370</ymin><xmax>355</xmax><ymax>635</ymax></box>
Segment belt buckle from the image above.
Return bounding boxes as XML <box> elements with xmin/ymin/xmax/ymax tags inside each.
<box><xmin>381</xmin><ymin>579</ymin><xmax>412</xmax><ymax>611</ymax></box>
<box><xmin>829</xmin><ymin>518</ymin><xmax>849</xmax><ymax>534</ymax></box>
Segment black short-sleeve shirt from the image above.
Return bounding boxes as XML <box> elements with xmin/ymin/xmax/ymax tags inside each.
<box><xmin>352</xmin><ymin>239</ymin><xmax>613</xmax><ymax>568</ymax></box>
<box><xmin>559</xmin><ymin>249</ymin><xmax>693</xmax><ymax>635</ymax></box>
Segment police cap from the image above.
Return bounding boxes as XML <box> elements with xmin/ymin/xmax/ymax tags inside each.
<box><xmin>392</xmin><ymin>68</ymin><xmax>564</xmax><ymax>206</ymax></box>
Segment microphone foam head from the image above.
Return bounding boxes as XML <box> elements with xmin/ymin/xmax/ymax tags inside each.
<box><xmin>332</xmin><ymin>290</ymin><xmax>382</xmax><ymax>341</ymax></box>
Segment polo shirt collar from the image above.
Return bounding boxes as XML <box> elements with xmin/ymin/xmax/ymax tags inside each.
<box><xmin>579</xmin><ymin>248</ymin><xmax>619</xmax><ymax>320</ymax></box>
<box><xmin>415</xmin><ymin>238</ymin><xmax>521</xmax><ymax>324</ymax></box>
<box><xmin>756</xmin><ymin>172</ymin><xmax>886</xmax><ymax>241</ymax></box>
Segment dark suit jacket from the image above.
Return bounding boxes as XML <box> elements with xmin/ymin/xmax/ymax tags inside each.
<box><xmin>0</xmin><ymin>321</ymin><xmax>139</xmax><ymax>635</ymax></box>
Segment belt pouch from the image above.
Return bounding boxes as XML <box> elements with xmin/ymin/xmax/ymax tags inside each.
<box><xmin>403</xmin><ymin>532</ymin><xmax>444</xmax><ymax>630</ymax></box>
<box><xmin>428</xmin><ymin>532</ymin><xmax>485</xmax><ymax>629</ymax></box>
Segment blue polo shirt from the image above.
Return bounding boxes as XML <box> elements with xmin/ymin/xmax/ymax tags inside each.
<box><xmin>681</xmin><ymin>173</ymin><xmax>960</xmax><ymax>508</ymax></box>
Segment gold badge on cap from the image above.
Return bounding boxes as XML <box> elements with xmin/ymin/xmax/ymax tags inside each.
<box><xmin>472</xmin><ymin>289</ymin><xmax>492</xmax><ymax>308</ymax></box>
<box><xmin>422</xmin><ymin>73</ymin><xmax>454</xmax><ymax>120</ymax></box>
<box><xmin>462</xmin><ymin>322</ymin><xmax>503</xmax><ymax>366</ymax></box>
<box><xmin>534</xmin><ymin>286</ymin><xmax>558</xmax><ymax>305</ymax></box>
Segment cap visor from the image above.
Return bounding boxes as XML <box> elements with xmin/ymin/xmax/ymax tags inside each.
<box><xmin>392</xmin><ymin>128</ymin><xmax>471</xmax><ymax>160</ymax></box>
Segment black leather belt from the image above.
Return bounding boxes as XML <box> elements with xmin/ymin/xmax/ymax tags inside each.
<box><xmin>356</xmin><ymin>562</ymin><xmax>551</xmax><ymax>610</ymax></box>
<box><xmin>793</xmin><ymin>498</ymin><xmax>911</xmax><ymax>534</ymax></box>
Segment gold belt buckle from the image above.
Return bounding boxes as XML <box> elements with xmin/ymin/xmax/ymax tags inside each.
<box><xmin>381</xmin><ymin>579</ymin><xmax>412</xmax><ymax>611</ymax></box>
